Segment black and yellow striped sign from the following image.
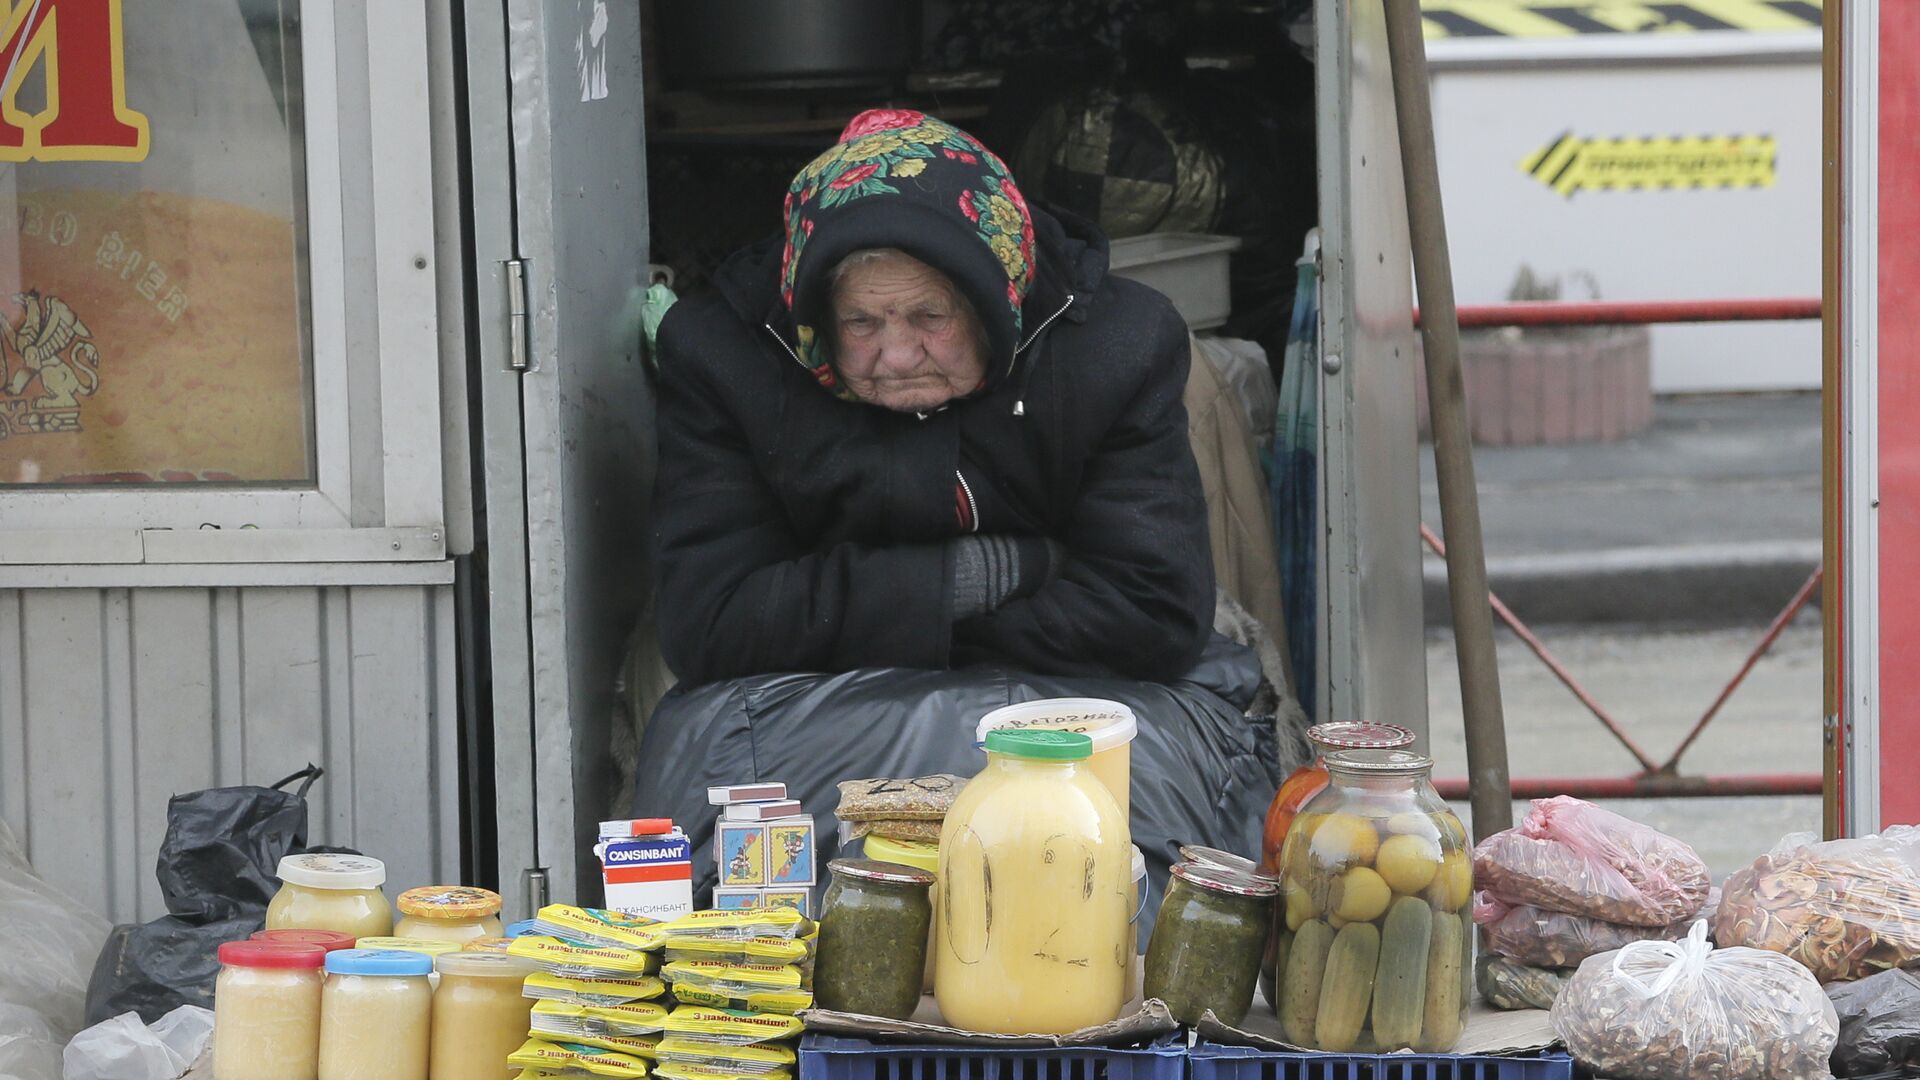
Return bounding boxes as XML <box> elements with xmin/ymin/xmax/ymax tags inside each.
<box><xmin>1522</xmin><ymin>132</ymin><xmax>1777</xmax><ymax>196</ymax></box>
<box><xmin>1424</xmin><ymin>0</ymin><xmax>1822</xmax><ymax>39</ymax></box>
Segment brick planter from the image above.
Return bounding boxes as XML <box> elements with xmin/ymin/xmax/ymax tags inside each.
<box><xmin>1415</xmin><ymin>326</ymin><xmax>1653</xmax><ymax>445</ymax></box>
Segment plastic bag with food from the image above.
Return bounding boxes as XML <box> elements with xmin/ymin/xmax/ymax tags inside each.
<box><xmin>1714</xmin><ymin>825</ymin><xmax>1920</xmax><ymax>984</ymax></box>
<box><xmin>1480</xmin><ymin>957</ymin><xmax>1574</xmax><ymax>1011</ymax></box>
<box><xmin>833</xmin><ymin>776</ymin><xmax>965</xmax><ymax>822</ymax></box>
<box><xmin>1473</xmin><ymin>891</ymin><xmax>1694</xmax><ymax>967</ymax></box>
<box><xmin>1551</xmin><ymin>922</ymin><xmax>1837</xmax><ymax>1080</ymax></box>
<box><xmin>1474</xmin><ymin>796</ymin><xmax>1710</xmax><ymax>927</ymax></box>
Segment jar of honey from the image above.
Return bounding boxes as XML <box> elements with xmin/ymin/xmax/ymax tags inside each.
<box><xmin>392</xmin><ymin>885</ymin><xmax>505</xmax><ymax>944</ymax></box>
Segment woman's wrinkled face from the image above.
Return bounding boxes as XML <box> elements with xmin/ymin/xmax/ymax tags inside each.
<box><xmin>830</xmin><ymin>251</ymin><xmax>987</xmax><ymax>412</ymax></box>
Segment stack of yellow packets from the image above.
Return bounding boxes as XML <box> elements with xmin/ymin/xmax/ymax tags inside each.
<box><xmin>509</xmin><ymin>905</ymin><xmax>670</xmax><ymax>1073</ymax></box>
<box><xmin>654</xmin><ymin>909</ymin><xmax>817</xmax><ymax>1080</ymax></box>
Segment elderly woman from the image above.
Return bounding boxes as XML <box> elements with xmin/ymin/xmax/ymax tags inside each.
<box><xmin>637</xmin><ymin>111</ymin><xmax>1278</xmax><ymax>909</ymax></box>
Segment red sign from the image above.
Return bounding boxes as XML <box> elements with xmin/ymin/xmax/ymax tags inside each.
<box><xmin>0</xmin><ymin>0</ymin><xmax>148</xmax><ymax>163</ymax></box>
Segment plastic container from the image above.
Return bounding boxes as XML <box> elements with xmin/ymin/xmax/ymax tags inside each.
<box><xmin>936</xmin><ymin>729</ymin><xmax>1131</xmax><ymax>1035</ymax></box>
<box><xmin>430</xmin><ymin>951</ymin><xmax>539</xmax><ymax>1080</ymax></box>
<box><xmin>815</xmin><ymin>858</ymin><xmax>936</xmax><ymax>1020</ymax></box>
<box><xmin>318</xmin><ymin>949</ymin><xmax>433</xmax><ymax>1080</ymax></box>
<box><xmin>1274</xmin><ymin>750</ymin><xmax>1472</xmax><ymax>1053</ymax></box>
<box><xmin>801</xmin><ymin>1032</ymin><xmax>1185</xmax><ymax>1080</ymax></box>
<box><xmin>1107</xmin><ymin>233</ymin><xmax>1244</xmax><ymax>330</ymax></box>
<box><xmin>1189</xmin><ymin>1039</ymin><xmax>1574</xmax><ymax>1080</ymax></box>
<box><xmin>974</xmin><ymin>698</ymin><xmax>1138</xmax><ymax>821</ymax></box>
<box><xmin>266</xmin><ymin>854</ymin><xmax>393</xmax><ymax>939</ymax></box>
<box><xmin>212</xmin><ymin>941</ymin><xmax>327</xmax><ymax>1080</ymax></box>
<box><xmin>860</xmin><ymin>835</ymin><xmax>940</xmax><ymax>993</ymax></box>
<box><xmin>1126</xmin><ymin>844</ymin><xmax>1148</xmax><ymax>1003</ymax></box>
<box><xmin>251</xmin><ymin>929</ymin><xmax>357</xmax><ymax>954</ymax></box>
<box><xmin>393</xmin><ymin>885</ymin><xmax>505</xmax><ymax>944</ymax></box>
<box><xmin>1144</xmin><ymin>862</ymin><xmax>1276</xmax><ymax>1026</ymax></box>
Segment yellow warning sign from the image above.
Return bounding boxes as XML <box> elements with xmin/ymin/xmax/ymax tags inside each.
<box><xmin>1521</xmin><ymin>132</ymin><xmax>1776</xmax><ymax>197</ymax></box>
<box><xmin>1424</xmin><ymin>0</ymin><xmax>1822</xmax><ymax>39</ymax></box>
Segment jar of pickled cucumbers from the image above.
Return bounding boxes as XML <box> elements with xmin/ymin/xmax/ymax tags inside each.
<box><xmin>1273</xmin><ymin>749</ymin><xmax>1472</xmax><ymax>1053</ymax></box>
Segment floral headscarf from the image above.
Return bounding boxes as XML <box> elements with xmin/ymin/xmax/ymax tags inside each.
<box><xmin>780</xmin><ymin>109</ymin><xmax>1038</xmax><ymax>398</ymax></box>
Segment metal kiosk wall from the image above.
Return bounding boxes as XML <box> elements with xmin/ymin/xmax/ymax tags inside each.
<box><xmin>0</xmin><ymin>2</ymin><xmax>468</xmax><ymax>923</ymax></box>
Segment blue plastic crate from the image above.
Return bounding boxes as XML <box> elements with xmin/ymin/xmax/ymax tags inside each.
<box><xmin>800</xmin><ymin>1032</ymin><xmax>1187</xmax><ymax>1080</ymax></box>
<box><xmin>1189</xmin><ymin>1039</ymin><xmax>1574</xmax><ymax>1080</ymax></box>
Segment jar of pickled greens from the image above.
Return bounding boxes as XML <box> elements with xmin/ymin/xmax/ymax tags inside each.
<box><xmin>1273</xmin><ymin>750</ymin><xmax>1472</xmax><ymax>1053</ymax></box>
<box><xmin>814</xmin><ymin>858</ymin><xmax>934</xmax><ymax>1020</ymax></box>
<box><xmin>1143</xmin><ymin>862</ymin><xmax>1276</xmax><ymax>1026</ymax></box>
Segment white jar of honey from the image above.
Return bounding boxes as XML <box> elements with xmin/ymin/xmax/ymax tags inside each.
<box><xmin>317</xmin><ymin>949</ymin><xmax>432</xmax><ymax>1080</ymax></box>
<box><xmin>266</xmin><ymin>854</ymin><xmax>393</xmax><ymax>939</ymax></box>
<box><xmin>212</xmin><ymin>941</ymin><xmax>326</xmax><ymax>1080</ymax></box>
<box><xmin>393</xmin><ymin>885</ymin><xmax>505</xmax><ymax>944</ymax></box>
<box><xmin>430</xmin><ymin>952</ymin><xmax>539</xmax><ymax>1080</ymax></box>
<box><xmin>935</xmin><ymin>729</ymin><xmax>1131</xmax><ymax>1035</ymax></box>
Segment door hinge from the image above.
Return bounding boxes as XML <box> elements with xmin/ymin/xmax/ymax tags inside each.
<box><xmin>506</xmin><ymin>258</ymin><xmax>531</xmax><ymax>372</ymax></box>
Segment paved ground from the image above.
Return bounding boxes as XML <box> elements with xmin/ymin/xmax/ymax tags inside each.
<box><xmin>1421</xmin><ymin>392</ymin><xmax>1820</xmax><ymax>558</ymax></box>
<box><xmin>1424</xmin><ymin>618</ymin><xmax>1823</xmax><ymax>881</ymax></box>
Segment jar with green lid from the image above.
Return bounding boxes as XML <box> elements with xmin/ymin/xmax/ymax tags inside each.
<box><xmin>814</xmin><ymin>858</ymin><xmax>935</xmax><ymax>1020</ymax></box>
<box><xmin>1144</xmin><ymin>862</ymin><xmax>1276</xmax><ymax>1025</ymax></box>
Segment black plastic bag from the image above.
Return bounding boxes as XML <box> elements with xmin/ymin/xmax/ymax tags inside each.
<box><xmin>84</xmin><ymin>766</ymin><xmax>320</xmax><ymax>1024</ymax></box>
<box><xmin>632</xmin><ymin>636</ymin><xmax>1285</xmax><ymax>945</ymax></box>
<box><xmin>1829</xmin><ymin>969</ymin><xmax>1920</xmax><ymax>1077</ymax></box>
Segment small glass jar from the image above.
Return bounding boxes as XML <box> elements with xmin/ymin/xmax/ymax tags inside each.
<box><xmin>861</xmin><ymin>835</ymin><xmax>941</xmax><ymax>993</ymax></box>
<box><xmin>265</xmin><ymin>854</ymin><xmax>393</xmax><ymax>939</ymax></box>
<box><xmin>1274</xmin><ymin>750</ymin><xmax>1472</xmax><ymax>1053</ymax></box>
<box><xmin>317</xmin><ymin>949</ymin><xmax>433</xmax><ymax>1080</ymax></box>
<box><xmin>393</xmin><ymin>885</ymin><xmax>505</xmax><ymax>944</ymax></box>
<box><xmin>251</xmin><ymin>929</ymin><xmax>357</xmax><ymax>955</ymax></box>
<box><xmin>814</xmin><ymin>858</ymin><xmax>935</xmax><ymax>1020</ymax></box>
<box><xmin>430</xmin><ymin>952</ymin><xmax>539</xmax><ymax>1080</ymax></box>
<box><xmin>1144</xmin><ymin>862</ymin><xmax>1277</xmax><ymax>1026</ymax></box>
<box><xmin>1125</xmin><ymin>844</ymin><xmax>1148</xmax><ymax>1003</ymax></box>
<box><xmin>212</xmin><ymin>941</ymin><xmax>326</xmax><ymax>1080</ymax></box>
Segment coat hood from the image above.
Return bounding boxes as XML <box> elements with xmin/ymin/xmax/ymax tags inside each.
<box><xmin>712</xmin><ymin>110</ymin><xmax>1109</xmax><ymax>400</ymax></box>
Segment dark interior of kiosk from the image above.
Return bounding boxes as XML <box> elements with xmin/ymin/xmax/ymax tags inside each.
<box><xmin>638</xmin><ymin>0</ymin><xmax>1320</xmax><ymax>374</ymax></box>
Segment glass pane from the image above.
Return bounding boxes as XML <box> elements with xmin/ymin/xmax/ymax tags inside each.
<box><xmin>0</xmin><ymin>0</ymin><xmax>313</xmax><ymax>486</ymax></box>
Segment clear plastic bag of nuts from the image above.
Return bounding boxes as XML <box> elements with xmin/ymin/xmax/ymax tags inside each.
<box><xmin>1550</xmin><ymin>923</ymin><xmax>1837</xmax><ymax>1080</ymax></box>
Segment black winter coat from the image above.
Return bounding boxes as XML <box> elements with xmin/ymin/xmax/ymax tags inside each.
<box><xmin>651</xmin><ymin>207</ymin><xmax>1214</xmax><ymax>686</ymax></box>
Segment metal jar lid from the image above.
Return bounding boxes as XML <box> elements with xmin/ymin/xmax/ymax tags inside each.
<box><xmin>1171</xmin><ymin>861</ymin><xmax>1280</xmax><ymax>898</ymax></box>
<box><xmin>827</xmin><ymin>858</ymin><xmax>934</xmax><ymax>887</ymax></box>
<box><xmin>1178</xmin><ymin>844</ymin><xmax>1278</xmax><ymax>882</ymax></box>
<box><xmin>1324</xmin><ymin>748</ymin><xmax>1436</xmax><ymax>776</ymax></box>
<box><xmin>1306</xmin><ymin>722</ymin><xmax>1416</xmax><ymax>751</ymax></box>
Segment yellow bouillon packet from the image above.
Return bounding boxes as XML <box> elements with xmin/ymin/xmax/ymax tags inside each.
<box><xmin>656</xmin><ymin>1036</ymin><xmax>796</xmax><ymax>1071</ymax></box>
<box><xmin>535</xmin><ymin>904</ymin><xmax>665</xmax><ymax>952</ymax></box>
<box><xmin>661</xmin><ymin>960</ymin><xmax>804</xmax><ymax>992</ymax></box>
<box><xmin>569</xmin><ymin>1031</ymin><xmax>665</xmax><ymax>1059</ymax></box>
<box><xmin>658</xmin><ymin>909</ymin><xmax>815</xmax><ymax>942</ymax></box>
<box><xmin>661</xmin><ymin>1007</ymin><xmax>805</xmax><ymax>1046</ymax></box>
<box><xmin>510</xmin><ymin>936</ymin><xmax>660</xmax><ymax>980</ymax></box>
<box><xmin>507</xmin><ymin>1038</ymin><xmax>651</xmax><ymax>1078</ymax></box>
<box><xmin>654</xmin><ymin>1062</ymin><xmax>793</xmax><ymax>1080</ymax></box>
<box><xmin>659</xmin><ymin>935</ymin><xmax>814</xmax><ymax>967</ymax></box>
<box><xmin>523</xmin><ymin>971</ymin><xmax>667</xmax><ymax>1007</ymax></box>
<box><xmin>533</xmin><ymin>1000</ymin><xmax>673</xmax><ymax>1037</ymax></box>
<box><xmin>667</xmin><ymin>985</ymin><xmax>813</xmax><ymax>1016</ymax></box>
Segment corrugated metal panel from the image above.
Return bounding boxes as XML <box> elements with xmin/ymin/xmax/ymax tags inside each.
<box><xmin>0</xmin><ymin>583</ymin><xmax>460</xmax><ymax>924</ymax></box>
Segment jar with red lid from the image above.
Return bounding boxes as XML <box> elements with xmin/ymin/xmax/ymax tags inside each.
<box><xmin>212</xmin><ymin>941</ymin><xmax>326</xmax><ymax>1080</ymax></box>
<box><xmin>251</xmin><ymin>928</ymin><xmax>356</xmax><ymax>954</ymax></box>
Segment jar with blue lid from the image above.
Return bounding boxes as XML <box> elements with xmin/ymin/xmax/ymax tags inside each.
<box><xmin>318</xmin><ymin>949</ymin><xmax>433</xmax><ymax>1080</ymax></box>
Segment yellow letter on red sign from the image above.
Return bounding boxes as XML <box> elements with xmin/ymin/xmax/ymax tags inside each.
<box><xmin>0</xmin><ymin>0</ymin><xmax>149</xmax><ymax>162</ymax></box>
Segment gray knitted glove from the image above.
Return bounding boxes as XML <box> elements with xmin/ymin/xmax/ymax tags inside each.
<box><xmin>946</xmin><ymin>535</ymin><xmax>1061</xmax><ymax>619</ymax></box>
